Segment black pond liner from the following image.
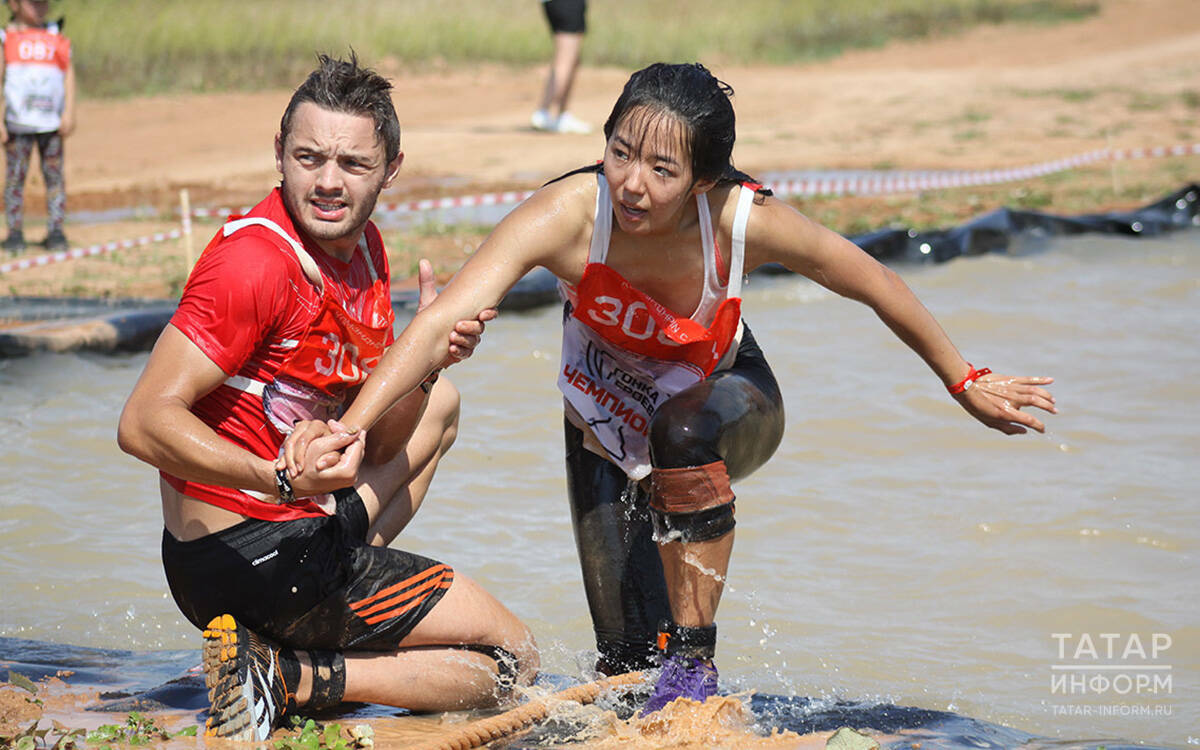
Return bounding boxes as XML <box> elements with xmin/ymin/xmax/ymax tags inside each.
<box><xmin>0</xmin><ymin>636</ymin><xmax>1165</xmax><ymax>750</ymax></box>
<box><xmin>1</xmin><ymin>184</ymin><xmax>1196</xmax><ymax>357</ymax></box>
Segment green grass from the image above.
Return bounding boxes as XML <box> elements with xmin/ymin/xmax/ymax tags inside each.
<box><xmin>960</xmin><ymin>106</ymin><xmax>993</xmax><ymax>123</ymax></box>
<box><xmin>1012</xmin><ymin>86</ymin><xmax>1099</xmax><ymax>102</ymax></box>
<box><xmin>1127</xmin><ymin>91</ymin><xmax>1168</xmax><ymax>111</ymax></box>
<box><xmin>57</xmin><ymin>0</ymin><xmax>1099</xmax><ymax>97</ymax></box>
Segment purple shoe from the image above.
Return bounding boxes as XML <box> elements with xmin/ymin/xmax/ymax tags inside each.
<box><xmin>641</xmin><ymin>655</ymin><xmax>719</xmax><ymax>713</ymax></box>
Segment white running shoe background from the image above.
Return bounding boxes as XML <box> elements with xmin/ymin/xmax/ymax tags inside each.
<box><xmin>531</xmin><ymin>109</ymin><xmax>592</xmax><ymax>134</ymax></box>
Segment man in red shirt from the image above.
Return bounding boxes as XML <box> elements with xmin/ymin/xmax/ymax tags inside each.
<box><xmin>118</xmin><ymin>54</ymin><xmax>537</xmax><ymax>741</ymax></box>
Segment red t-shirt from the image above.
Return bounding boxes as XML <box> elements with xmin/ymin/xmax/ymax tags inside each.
<box><xmin>163</xmin><ymin>189</ymin><xmax>394</xmax><ymax>520</ymax></box>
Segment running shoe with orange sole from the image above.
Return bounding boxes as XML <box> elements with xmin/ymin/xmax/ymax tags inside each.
<box><xmin>202</xmin><ymin>613</ymin><xmax>297</xmax><ymax>741</ymax></box>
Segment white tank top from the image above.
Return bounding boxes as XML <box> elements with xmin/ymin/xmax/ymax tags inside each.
<box><xmin>557</xmin><ymin>173</ymin><xmax>756</xmax><ymax>478</ymax></box>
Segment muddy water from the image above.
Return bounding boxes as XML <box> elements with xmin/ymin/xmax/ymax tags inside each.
<box><xmin>1</xmin><ymin>232</ymin><xmax>1197</xmax><ymax>747</ymax></box>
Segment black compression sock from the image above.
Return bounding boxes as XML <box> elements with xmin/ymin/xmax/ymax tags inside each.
<box><xmin>304</xmin><ymin>650</ymin><xmax>346</xmax><ymax>711</ymax></box>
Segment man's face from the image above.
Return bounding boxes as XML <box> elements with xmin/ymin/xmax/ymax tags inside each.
<box><xmin>274</xmin><ymin>102</ymin><xmax>403</xmax><ymax>260</ymax></box>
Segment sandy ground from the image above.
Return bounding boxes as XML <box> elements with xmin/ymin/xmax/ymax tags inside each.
<box><xmin>0</xmin><ymin>674</ymin><xmax>887</xmax><ymax>750</ymax></box>
<box><xmin>2</xmin><ymin>0</ymin><xmax>1198</xmax><ymax>301</ymax></box>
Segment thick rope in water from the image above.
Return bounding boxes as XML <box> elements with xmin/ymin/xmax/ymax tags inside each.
<box><xmin>407</xmin><ymin>671</ymin><xmax>645</xmax><ymax>750</ymax></box>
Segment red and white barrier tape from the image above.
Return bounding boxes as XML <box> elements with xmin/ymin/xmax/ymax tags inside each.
<box><xmin>187</xmin><ymin>205</ymin><xmax>241</xmax><ymax>219</ymax></box>
<box><xmin>0</xmin><ymin>229</ymin><xmax>183</xmax><ymax>275</ymax></box>
<box><xmin>766</xmin><ymin>145</ymin><xmax>1200</xmax><ymax>198</ymax></box>
<box><xmin>2</xmin><ymin>144</ymin><xmax>1196</xmax><ymax>276</ymax></box>
<box><xmin>187</xmin><ymin>189</ymin><xmax>541</xmax><ymax>220</ymax></box>
<box><xmin>375</xmin><ymin>189</ymin><xmax>537</xmax><ymax>216</ymax></box>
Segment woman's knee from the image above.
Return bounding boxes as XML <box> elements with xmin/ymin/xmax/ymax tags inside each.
<box><xmin>649</xmin><ymin>372</ymin><xmax>783</xmax><ymax>476</ymax></box>
<box><xmin>648</xmin><ymin>394</ymin><xmax>722</xmax><ymax>468</ymax></box>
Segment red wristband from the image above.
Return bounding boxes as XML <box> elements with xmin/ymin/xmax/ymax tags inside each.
<box><xmin>948</xmin><ymin>364</ymin><xmax>991</xmax><ymax>395</ymax></box>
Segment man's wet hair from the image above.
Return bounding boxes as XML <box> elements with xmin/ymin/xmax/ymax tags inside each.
<box><xmin>280</xmin><ymin>52</ymin><xmax>401</xmax><ymax>164</ymax></box>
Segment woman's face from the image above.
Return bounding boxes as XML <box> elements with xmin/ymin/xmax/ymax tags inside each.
<box><xmin>603</xmin><ymin>107</ymin><xmax>711</xmax><ymax>235</ymax></box>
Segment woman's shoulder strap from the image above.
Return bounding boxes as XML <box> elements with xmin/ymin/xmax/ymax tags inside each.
<box><xmin>724</xmin><ymin>183</ymin><xmax>759</xmax><ymax>298</ymax></box>
<box><xmin>740</xmin><ymin>179</ymin><xmax>772</xmax><ymax>197</ymax></box>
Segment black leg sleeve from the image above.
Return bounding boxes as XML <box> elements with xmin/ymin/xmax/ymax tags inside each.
<box><xmin>565</xmin><ymin>419</ymin><xmax>670</xmax><ymax>674</ymax></box>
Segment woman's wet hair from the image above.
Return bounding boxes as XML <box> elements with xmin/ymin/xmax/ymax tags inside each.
<box><xmin>603</xmin><ymin>62</ymin><xmax>761</xmax><ymax>187</ymax></box>
<box><xmin>280</xmin><ymin>52</ymin><xmax>401</xmax><ymax>164</ymax></box>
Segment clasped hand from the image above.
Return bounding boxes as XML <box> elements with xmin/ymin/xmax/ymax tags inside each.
<box><xmin>278</xmin><ymin>420</ymin><xmax>366</xmax><ymax>497</ymax></box>
<box><xmin>276</xmin><ymin>258</ymin><xmax>495</xmax><ymax>495</ymax></box>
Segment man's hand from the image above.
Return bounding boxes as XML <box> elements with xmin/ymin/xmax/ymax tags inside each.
<box><xmin>415</xmin><ymin>258</ymin><xmax>497</xmax><ymax>367</ymax></box>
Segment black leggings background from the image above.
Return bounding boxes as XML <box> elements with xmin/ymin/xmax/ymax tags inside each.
<box><xmin>5</xmin><ymin>131</ymin><xmax>65</xmax><ymax>234</ymax></box>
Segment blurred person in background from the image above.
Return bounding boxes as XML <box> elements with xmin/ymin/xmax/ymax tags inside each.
<box><xmin>1</xmin><ymin>0</ymin><xmax>75</xmax><ymax>254</ymax></box>
<box><xmin>531</xmin><ymin>0</ymin><xmax>592</xmax><ymax>134</ymax></box>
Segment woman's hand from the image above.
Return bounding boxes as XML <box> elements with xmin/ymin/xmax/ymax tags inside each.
<box><xmin>954</xmin><ymin>373</ymin><xmax>1056</xmax><ymax>435</ymax></box>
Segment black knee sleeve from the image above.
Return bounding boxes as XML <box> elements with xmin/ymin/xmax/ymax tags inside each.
<box><xmin>648</xmin><ymin>324</ymin><xmax>784</xmax><ymax>481</ymax></box>
<box><xmin>650</xmin><ymin>501</ymin><xmax>736</xmax><ymax>543</ymax></box>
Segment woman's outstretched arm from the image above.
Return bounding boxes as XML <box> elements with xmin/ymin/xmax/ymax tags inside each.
<box><xmin>743</xmin><ymin>195</ymin><xmax>1056</xmax><ymax>434</ymax></box>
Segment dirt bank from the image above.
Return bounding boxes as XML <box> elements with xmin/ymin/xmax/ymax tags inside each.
<box><xmin>55</xmin><ymin>0</ymin><xmax>1196</xmax><ymax>209</ymax></box>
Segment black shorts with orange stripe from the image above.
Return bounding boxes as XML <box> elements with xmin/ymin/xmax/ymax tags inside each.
<box><xmin>162</xmin><ymin>488</ymin><xmax>453</xmax><ymax>651</ymax></box>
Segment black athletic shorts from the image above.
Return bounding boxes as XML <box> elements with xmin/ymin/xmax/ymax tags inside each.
<box><xmin>542</xmin><ymin>0</ymin><xmax>586</xmax><ymax>34</ymax></box>
<box><xmin>161</xmin><ymin>488</ymin><xmax>454</xmax><ymax>651</ymax></box>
